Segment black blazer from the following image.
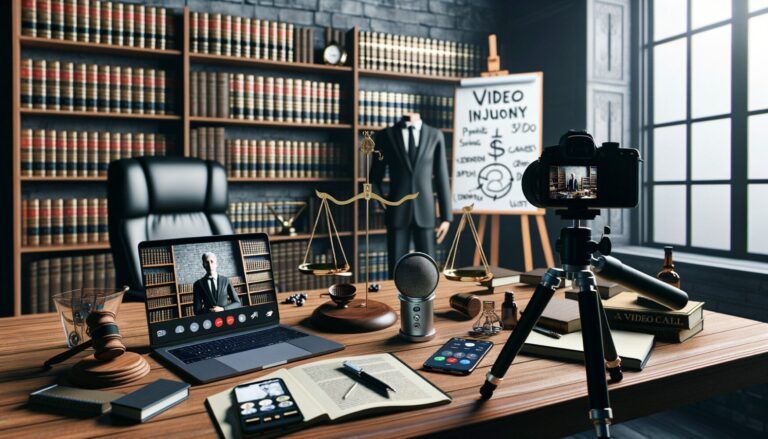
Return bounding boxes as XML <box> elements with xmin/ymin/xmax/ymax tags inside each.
<box><xmin>192</xmin><ymin>275</ymin><xmax>242</xmax><ymax>315</ymax></box>
<box><xmin>370</xmin><ymin>123</ymin><xmax>453</xmax><ymax>228</ymax></box>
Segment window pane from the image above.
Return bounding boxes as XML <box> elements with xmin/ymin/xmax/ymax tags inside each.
<box><xmin>654</xmin><ymin>0</ymin><xmax>687</xmax><ymax>41</ymax></box>
<box><xmin>691</xmin><ymin>184</ymin><xmax>730</xmax><ymax>250</ymax></box>
<box><xmin>692</xmin><ymin>0</ymin><xmax>731</xmax><ymax>29</ymax></box>
<box><xmin>748</xmin><ymin>113</ymin><xmax>768</xmax><ymax>179</ymax></box>
<box><xmin>749</xmin><ymin>14</ymin><xmax>768</xmax><ymax>111</ymax></box>
<box><xmin>653</xmin><ymin>125</ymin><xmax>687</xmax><ymax>181</ymax></box>
<box><xmin>653</xmin><ymin>39</ymin><xmax>688</xmax><ymax>124</ymax></box>
<box><xmin>750</xmin><ymin>0</ymin><xmax>768</xmax><ymax>12</ymax></box>
<box><xmin>692</xmin><ymin>25</ymin><xmax>731</xmax><ymax>118</ymax></box>
<box><xmin>653</xmin><ymin>185</ymin><xmax>687</xmax><ymax>245</ymax></box>
<box><xmin>748</xmin><ymin>184</ymin><xmax>768</xmax><ymax>254</ymax></box>
<box><xmin>692</xmin><ymin>118</ymin><xmax>731</xmax><ymax>180</ymax></box>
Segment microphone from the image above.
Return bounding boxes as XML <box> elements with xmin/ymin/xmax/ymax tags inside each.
<box><xmin>592</xmin><ymin>255</ymin><xmax>689</xmax><ymax>310</ymax></box>
<box><xmin>394</xmin><ymin>252</ymin><xmax>439</xmax><ymax>342</ymax></box>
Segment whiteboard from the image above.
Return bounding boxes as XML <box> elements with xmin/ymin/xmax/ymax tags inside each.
<box><xmin>451</xmin><ymin>72</ymin><xmax>543</xmax><ymax>215</ymax></box>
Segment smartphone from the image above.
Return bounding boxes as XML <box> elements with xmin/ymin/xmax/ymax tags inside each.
<box><xmin>423</xmin><ymin>337</ymin><xmax>493</xmax><ymax>375</ymax></box>
<box><xmin>234</xmin><ymin>378</ymin><xmax>303</xmax><ymax>435</ymax></box>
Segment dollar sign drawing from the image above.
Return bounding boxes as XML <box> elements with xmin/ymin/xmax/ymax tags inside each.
<box><xmin>489</xmin><ymin>129</ymin><xmax>504</xmax><ymax>161</ymax></box>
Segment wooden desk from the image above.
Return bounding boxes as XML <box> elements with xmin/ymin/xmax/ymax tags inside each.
<box><xmin>1</xmin><ymin>281</ymin><xmax>767</xmax><ymax>438</ymax></box>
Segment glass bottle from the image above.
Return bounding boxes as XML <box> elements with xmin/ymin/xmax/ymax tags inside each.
<box><xmin>501</xmin><ymin>291</ymin><xmax>519</xmax><ymax>330</ymax></box>
<box><xmin>656</xmin><ymin>246</ymin><xmax>681</xmax><ymax>289</ymax></box>
<box><xmin>472</xmin><ymin>301</ymin><xmax>502</xmax><ymax>336</ymax></box>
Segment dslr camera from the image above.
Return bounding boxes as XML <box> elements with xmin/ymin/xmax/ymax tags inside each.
<box><xmin>522</xmin><ymin>130</ymin><xmax>641</xmax><ymax>210</ymax></box>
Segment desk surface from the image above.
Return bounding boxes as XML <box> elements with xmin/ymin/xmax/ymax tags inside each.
<box><xmin>1</xmin><ymin>280</ymin><xmax>767</xmax><ymax>438</ymax></box>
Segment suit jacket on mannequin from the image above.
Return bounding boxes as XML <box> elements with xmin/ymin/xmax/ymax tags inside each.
<box><xmin>370</xmin><ymin>121</ymin><xmax>453</xmax><ymax>228</ymax></box>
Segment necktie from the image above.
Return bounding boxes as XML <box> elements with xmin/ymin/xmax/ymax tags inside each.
<box><xmin>209</xmin><ymin>277</ymin><xmax>216</xmax><ymax>299</ymax></box>
<box><xmin>408</xmin><ymin>126</ymin><xmax>417</xmax><ymax>165</ymax></box>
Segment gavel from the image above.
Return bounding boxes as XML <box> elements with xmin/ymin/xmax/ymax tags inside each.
<box><xmin>44</xmin><ymin>310</ymin><xmax>126</xmax><ymax>368</ymax></box>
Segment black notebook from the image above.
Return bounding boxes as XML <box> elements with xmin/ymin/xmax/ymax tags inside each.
<box><xmin>29</xmin><ymin>384</ymin><xmax>123</xmax><ymax>417</ymax></box>
<box><xmin>111</xmin><ymin>379</ymin><xmax>190</xmax><ymax>423</ymax></box>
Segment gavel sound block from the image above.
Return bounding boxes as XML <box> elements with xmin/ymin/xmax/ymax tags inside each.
<box><xmin>64</xmin><ymin>311</ymin><xmax>150</xmax><ymax>388</ymax></box>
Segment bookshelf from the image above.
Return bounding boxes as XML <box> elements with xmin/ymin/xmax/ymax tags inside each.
<box><xmin>10</xmin><ymin>1</ymin><xmax>463</xmax><ymax>316</ymax></box>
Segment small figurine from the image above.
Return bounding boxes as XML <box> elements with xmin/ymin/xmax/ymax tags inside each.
<box><xmin>368</xmin><ymin>283</ymin><xmax>380</xmax><ymax>292</ymax></box>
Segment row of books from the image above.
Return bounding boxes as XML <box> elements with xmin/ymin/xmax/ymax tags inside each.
<box><xmin>271</xmin><ymin>241</ymin><xmax>338</xmax><ymax>293</ymax></box>
<box><xmin>190</xmin><ymin>12</ymin><xmax>308</xmax><ymax>63</ymax></box>
<box><xmin>190</xmin><ymin>72</ymin><xmax>341</xmax><ymax>124</ymax></box>
<box><xmin>359</xmin><ymin>91</ymin><xmax>453</xmax><ymax>128</ymax></box>
<box><xmin>21</xmin><ymin>0</ymin><xmax>175</xmax><ymax>49</ymax></box>
<box><xmin>26</xmin><ymin>253</ymin><xmax>115</xmax><ymax>314</ymax></box>
<box><xmin>21</xmin><ymin>59</ymin><xmax>170</xmax><ymax>114</ymax></box>
<box><xmin>22</xmin><ymin>198</ymin><xmax>108</xmax><ymax>246</ymax></box>
<box><xmin>21</xmin><ymin>129</ymin><xmax>168</xmax><ymax>177</ymax></box>
<box><xmin>144</xmin><ymin>271</ymin><xmax>174</xmax><ymax>286</ymax></box>
<box><xmin>358</xmin><ymin>251</ymin><xmax>389</xmax><ymax>282</ymax></box>
<box><xmin>140</xmin><ymin>246</ymin><xmax>173</xmax><ymax>266</ymax></box>
<box><xmin>240</xmin><ymin>239</ymin><xmax>268</xmax><ymax>256</ymax></box>
<box><xmin>228</xmin><ymin>197</ymin><xmax>353</xmax><ymax>236</ymax></box>
<box><xmin>359</xmin><ymin>31</ymin><xmax>482</xmax><ymax>78</ymax></box>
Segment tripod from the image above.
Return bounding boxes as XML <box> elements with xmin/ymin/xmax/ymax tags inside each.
<box><xmin>480</xmin><ymin>213</ymin><xmax>624</xmax><ymax>438</ymax></box>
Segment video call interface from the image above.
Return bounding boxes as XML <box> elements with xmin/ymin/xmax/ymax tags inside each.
<box><xmin>549</xmin><ymin>165</ymin><xmax>598</xmax><ymax>200</ymax></box>
<box><xmin>140</xmin><ymin>236</ymin><xmax>277</xmax><ymax>343</ymax></box>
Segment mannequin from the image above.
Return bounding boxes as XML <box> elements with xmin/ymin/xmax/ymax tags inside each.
<box><xmin>371</xmin><ymin>114</ymin><xmax>453</xmax><ymax>277</ymax></box>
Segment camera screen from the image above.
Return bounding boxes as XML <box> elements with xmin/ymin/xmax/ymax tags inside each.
<box><xmin>549</xmin><ymin>166</ymin><xmax>598</xmax><ymax>200</ymax></box>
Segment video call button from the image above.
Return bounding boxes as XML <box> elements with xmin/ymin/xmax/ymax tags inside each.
<box><xmin>214</xmin><ymin>317</ymin><xmax>224</xmax><ymax>328</ymax></box>
<box><xmin>203</xmin><ymin>320</ymin><xmax>212</xmax><ymax>329</ymax></box>
<box><xmin>459</xmin><ymin>359</ymin><xmax>471</xmax><ymax>365</ymax></box>
<box><xmin>226</xmin><ymin>315</ymin><xmax>235</xmax><ymax>326</ymax></box>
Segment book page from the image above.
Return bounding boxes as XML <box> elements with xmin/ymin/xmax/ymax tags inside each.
<box><xmin>289</xmin><ymin>353</ymin><xmax>450</xmax><ymax>421</ymax></box>
<box><xmin>205</xmin><ymin>368</ymin><xmax>327</xmax><ymax>439</ymax></box>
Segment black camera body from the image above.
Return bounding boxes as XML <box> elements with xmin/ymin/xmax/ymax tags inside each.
<box><xmin>522</xmin><ymin>130</ymin><xmax>641</xmax><ymax>210</ymax></box>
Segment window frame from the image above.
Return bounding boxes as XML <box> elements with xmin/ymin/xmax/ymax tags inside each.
<box><xmin>640</xmin><ymin>0</ymin><xmax>768</xmax><ymax>262</ymax></box>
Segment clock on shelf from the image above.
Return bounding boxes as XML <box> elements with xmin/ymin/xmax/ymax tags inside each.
<box><xmin>322</xmin><ymin>42</ymin><xmax>348</xmax><ymax>66</ymax></box>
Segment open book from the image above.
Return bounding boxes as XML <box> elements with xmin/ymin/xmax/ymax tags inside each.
<box><xmin>206</xmin><ymin>353</ymin><xmax>451</xmax><ymax>438</ymax></box>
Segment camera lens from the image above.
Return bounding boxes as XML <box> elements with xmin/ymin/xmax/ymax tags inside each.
<box><xmin>521</xmin><ymin>161</ymin><xmax>542</xmax><ymax>207</ymax></box>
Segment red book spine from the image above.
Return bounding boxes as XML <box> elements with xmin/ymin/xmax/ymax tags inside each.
<box><xmin>22</xmin><ymin>0</ymin><xmax>37</xmax><ymax>37</ymax></box>
<box><xmin>67</xmin><ymin>130</ymin><xmax>77</xmax><ymax>176</ymax></box>
<box><xmin>56</xmin><ymin>129</ymin><xmax>67</xmax><ymax>176</ymax></box>
<box><xmin>21</xmin><ymin>59</ymin><xmax>33</xmax><ymax>108</ymax></box>
<box><xmin>44</xmin><ymin>130</ymin><xmax>56</xmax><ymax>176</ymax></box>
<box><xmin>52</xmin><ymin>199</ymin><xmax>64</xmax><ymax>245</ymax></box>
<box><xmin>21</xmin><ymin>129</ymin><xmax>33</xmax><ymax>177</ymax></box>
<box><xmin>77</xmin><ymin>131</ymin><xmax>87</xmax><ymax>175</ymax></box>
<box><xmin>40</xmin><ymin>199</ymin><xmax>52</xmax><ymax>245</ymax></box>
<box><xmin>77</xmin><ymin>198</ymin><xmax>88</xmax><ymax>243</ymax></box>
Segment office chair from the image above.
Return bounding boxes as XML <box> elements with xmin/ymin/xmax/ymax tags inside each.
<box><xmin>107</xmin><ymin>157</ymin><xmax>233</xmax><ymax>300</ymax></box>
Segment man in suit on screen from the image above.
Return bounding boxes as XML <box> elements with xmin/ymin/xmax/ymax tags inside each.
<box><xmin>193</xmin><ymin>252</ymin><xmax>242</xmax><ymax>315</ymax></box>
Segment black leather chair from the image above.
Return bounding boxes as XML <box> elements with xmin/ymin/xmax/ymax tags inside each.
<box><xmin>108</xmin><ymin>157</ymin><xmax>233</xmax><ymax>299</ymax></box>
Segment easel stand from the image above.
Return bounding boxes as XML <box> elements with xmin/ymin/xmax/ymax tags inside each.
<box><xmin>470</xmin><ymin>35</ymin><xmax>555</xmax><ymax>273</ymax></box>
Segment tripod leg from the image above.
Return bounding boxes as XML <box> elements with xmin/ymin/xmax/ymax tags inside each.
<box><xmin>480</xmin><ymin>268</ymin><xmax>562</xmax><ymax>400</ymax></box>
<box><xmin>598</xmin><ymin>300</ymin><xmax>623</xmax><ymax>382</ymax></box>
<box><xmin>576</xmin><ymin>273</ymin><xmax>613</xmax><ymax>439</ymax></box>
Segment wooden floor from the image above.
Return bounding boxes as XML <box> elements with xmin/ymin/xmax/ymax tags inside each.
<box><xmin>566</xmin><ymin>405</ymin><xmax>764</xmax><ymax>438</ymax></box>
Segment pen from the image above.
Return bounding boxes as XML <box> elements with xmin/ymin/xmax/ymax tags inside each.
<box><xmin>342</xmin><ymin>361</ymin><xmax>396</xmax><ymax>393</ymax></box>
<box><xmin>533</xmin><ymin>325</ymin><xmax>562</xmax><ymax>339</ymax></box>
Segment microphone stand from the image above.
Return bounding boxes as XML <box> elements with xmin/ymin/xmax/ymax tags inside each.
<box><xmin>479</xmin><ymin>208</ymin><xmax>689</xmax><ymax>438</ymax></box>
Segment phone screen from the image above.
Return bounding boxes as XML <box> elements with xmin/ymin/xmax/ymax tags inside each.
<box><xmin>234</xmin><ymin>378</ymin><xmax>303</xmax><ymax>434</ymax></box>
<box><xmin>423</xmin><ymin>337</ymin><xmax>493</xmax><ymax>374</ymax></box>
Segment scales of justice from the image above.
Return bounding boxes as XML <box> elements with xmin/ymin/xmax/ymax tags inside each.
<box><xmin>298</xmin><ymin>131</ymin><xmax>419</xmax><ymax>332</ymax></box>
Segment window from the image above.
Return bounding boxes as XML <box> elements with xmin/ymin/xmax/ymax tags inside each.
<box><xmin>642</xmin><ymin>0</ymin><xmax>768</xmax><ymax>260</ymax></box>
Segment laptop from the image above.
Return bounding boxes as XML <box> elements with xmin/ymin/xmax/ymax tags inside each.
<box><xmin>139</xmin><ymin>233</ymin><xmax>344</xmax><ymax>383</ymax></box>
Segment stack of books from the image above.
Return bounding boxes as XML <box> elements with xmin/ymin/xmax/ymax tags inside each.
<box><xmin>22</xmin><ymin>197</ymin><xmax>108</xmax><ymax>246</ymax></box>
<box><xmin>602</xmin><ymin>292</ymin><xmax>705</xmax><ymax>343</ymax></box>
<box><xmin>191</xmin><ymin>12</ymin><xmax>314</xmax><ymax>63</ymax></box>
<box><xmin>21</xmin><ymin>0</ymin><xmax>175</xmax><ymax>49</ymax></box>
<box><xmin>21</xmin><ymin>128</ymin><xmax>167</xmax><ymax>177</ymax></box>
<box><xmin>27</xmin><ymin>253</ymin><xmax>116</xmax><ymax>314</ymax></box>
<box><xmin>228</xmin><ymin>139</ymin><xmax>346</xmax><ymax>179</ymax></box>
<box><xmin>359</xmin><ymin>91</ymin><xmax>453</xmax><ymax>128</ymax></box>
<box><xmin>21</xmin><ymin>59</ymin><xmax>170</xmax><ymax>114</ymax></box>
<box><xmin>358</xmin><ymin>251</ymin><xmax>389</xmax><ymax>282</ymax></box>
<box><xmin>190</xmin><ymin>72</ymin><xmax>340</xmax><ymax>123</ymax></box>
<box><xmin>359</xmin><ymin>31</ymin><xmax>482</xmax><ymax>77</ymax></box>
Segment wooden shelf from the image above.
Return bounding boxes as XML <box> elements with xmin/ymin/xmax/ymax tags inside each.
<box><xmin>190</xmin><ymin>53</ymin><xmax>353</xmax><ymax>74</ymax></box>
<box><xmin>359</xmin><ymin>68</ymin><xmax>463</xmax><ymax>84</ymax></box>
<box><xmin>142</xmin><ymin>262</ymin><xmax>175</xmax><ymax>268</ymax></box>
<box><xmin>19</xmin><ymin>36</ymin><xmax>183</xmax><ymax>58</ymax></box>
<box><xmin>190</xmin><ymin>117</ymin><xmax>352</xmax><ymax>129</ymax></box>
<box><xmin>21</xmin><ymin>109</ymin><xmax>181</xmax><ymax>120</ymax></box>
<box><xmin>358</xmin><ymin>125</ymin><xmax>453</xmax><ymax>133</ymax></box>
<box><xmin>147</xmin><ymin>303</ymin><xmax>178</xmax><ymax>310</ymax></box>
<box><xmin>21</xmin><ymin>243</ymin><xmax>110</xmax><ymax>253</ymax></box>
<box><xmin>21</xmin><ymin>176</ymin><xmax>106</xmax><ymax>182</ymax></box>
<box><xmin>270</xmin><ymin>231</ymin><xmax>353</xmax><ymax>242</ymax></box>
<box><xmin>144</xmin><ymin>280</ymin><xmax>176</xmax><ymax>287</ymax></box>
<box><xmin>229</xmin><ymin>177</ymin><xmax>352</xmax><ymax>183</ymax></box>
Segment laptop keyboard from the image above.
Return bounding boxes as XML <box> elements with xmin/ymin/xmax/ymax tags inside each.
<box><xmin>169</xmin><ymin>327</ymin><xmax>308</xmax><ymax>364</ymax></box>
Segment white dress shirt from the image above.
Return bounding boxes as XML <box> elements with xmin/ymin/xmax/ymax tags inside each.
<box><xmin>401</xmin><ymin>119</ymin><xmax>423</xmax><ymax>153</ymax></box>
<box><xmin>207</xmin><ymin>273</ymin><xmax>218</xmax><ymax>293</ymax></box>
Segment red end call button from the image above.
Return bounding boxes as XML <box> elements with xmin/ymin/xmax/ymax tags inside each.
<box><xmin>446</xmin><ymin>357</ymin><xmax>458</xmax><ymax>364</ymax></box>
<box><xmin>214</xmin><ymin>317</ymin><xmax>224</xmax><ymax>327</ymax></box>
<box><xmin>226</xmin><ymin>315</ymin><xmax>235</xmax><ymax>326</ymax></box>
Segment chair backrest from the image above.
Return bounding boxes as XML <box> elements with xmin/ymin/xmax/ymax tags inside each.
<box><xmin>108</xmin><ymin>157</ymin><xmax>233</xmax><ymax>296</ymax></box>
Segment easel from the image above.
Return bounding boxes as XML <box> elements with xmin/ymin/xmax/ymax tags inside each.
<box><xmin>470</xmin><ymin>35</ymin><xmax>555</xmax><ymax>272</ymax></box>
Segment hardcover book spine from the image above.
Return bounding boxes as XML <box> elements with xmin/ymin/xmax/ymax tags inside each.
<box><xmin>241</xmin><ymin>17</ymin><xmax>250</xmax><ymax>58</ymax></box>
<box><xmin>21</xmin><ymin>129</ymin><xmax>33</xmax><ymax>177</ymax></box>
<box><xmin>218</xmin><ymin>72</ymin><xmax>229</xmax><ymax>119</ymax></box>
<box><xmin>293</xmin><ymin>78</ymin><xmax>302</xmax><ymax>123</ymax></box>
<box><xmin>99</xmin><ymin>0</ymin><xmax>110</xmax><ymax>44</ymax></box>
<box><xmin>146</xmin><ymin>7</ymin><xmax>157</xmax><ymax>49</ymax></box>
<box><xmin>61</xmin><ymin>61</ymin><xmax>73</xmax><ymax>110</ymax></box>
<box><xmin>287</xmin><ymin>24</ymin><xmax>294</xmax><ymax>64</ymax></box>
<box><xmin>284</xmin><ymin>78</ymin><xmax>293</xmax><ymax>123</ymax></box>
<box><xmin>97</xmin><ymin>64</ymin><xmax>109</xmax><ymax>112</ymax></box>
<box><xmin>37</xmin><ymin>0</ymin><xmax>52</xmax><ymax>39</ymax></box>
<box><xmin>145</xmin><ymin>69</ymin><xmax>155</xmax><ymax>114</ymax></box>
<box><xmin>245</xmin><ymin>74</ymin><xmax>254</xmax><ymax>120</ymax></box>
<box><xmin>124</xmin><ymin>3</ymin><xmax>134</xmax><ymax>47</ymax></box>
<box><xmin>67</xmin><ymin>130</ymin><xmax>78</xmax><ymax>176</ymax></box>
<box><xmin>21</xmin><ymin>59</ymin><xmax>33</xmax><ymax>109</ymax></box>
<box><xmin>222</xmin><ymin>14</ymin><xmax>231</xmax><ymax>56</ymax></box>
<box><xmin>23</xmin><ymin>0</ymin><xmax>37</xmax><ymax>37</ymax></box>
<box><xmin>135</xmin><ymin>5</ymin><xmax>145</xmax><ymax>48</ymax></box>
<box><xmin>207</xmin><ymin>70</ymin><xmax>217</xmax><ymax>118</ymax></box>
<box><xmin>199</xmin><ymin>12</ymin><xmax>209</xmax><ymax>54</ymax></box>
<box><xmin>232</xmin><ymin>16</ymin><xmax>241</xmax><ymax>57</ymax></box>
<box><xmin>51</xmin><ymin>0</ymin><xmax>64</xmax><ymax>39</ymax></box>
<box><xmin>211</xmin><ymin>13</ymin><xmax>221</xmax><ymax>55</ymax></box>
<box><xmin>270</xmin><ymin>20</ymin><xmax>278</xmax><ymax>61</ymax></box>
<box><xmin>191</xmin><ymin>11</ymin><xmax>199</xmax><ymax>53</ymax></box>
<box><xmin>47</xmin><ymin>60</ymin><xmax>60</xmax><ymax>110</ymax></box>
<box><xmin>56</xmin><ymin>130</ymin><xmax>67</xmax><ymax>176</ymax></box>
<box><xmin>252</xmin><ymin>18</ymin><xmax>260</xmax><ymax>59</ymax></box>
<box><xmin>275</xmin><ymin>77</ymin><xmax>284</xmax><ymax>122</ymax></box>
<box><xmin>44</xmin><ymin>130</ymin><xmax>55</xmax><ymax>176</ymax></box>
<box><xmin>265</xmin><ymin>76</ymin><xmax>274</xmax><ymax>121</ymax></box>
<box><xmin>279</xmin><ymin>22</ymin><xmax>287</xmax><ymax>62</ymax></box>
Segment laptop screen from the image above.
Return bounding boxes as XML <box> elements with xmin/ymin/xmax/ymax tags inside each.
<box><xmin>139</xmin><ymin>233</ymin><xmax>279</xmax><ymax>347</ymax></box>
